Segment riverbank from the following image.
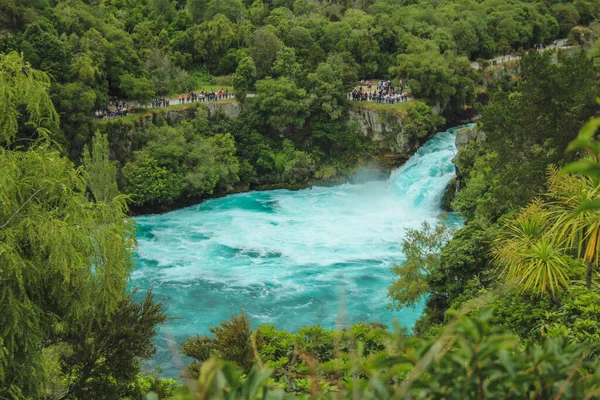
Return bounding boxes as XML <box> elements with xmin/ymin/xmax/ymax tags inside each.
<box><xmin>129</xmin><ymin>159</ymin><xmax>389</xmax><ymax>216</ymax></box>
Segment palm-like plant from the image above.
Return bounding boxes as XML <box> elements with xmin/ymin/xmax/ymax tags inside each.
<box><xmin>546</xmin><ymin>166</ymin><xmax>600</xmax><ymax>288</ymax></box>
<box><xmin>493</xmin><ymin>202</ymin><xmax>571</xmax><ymax>304</ymax></box>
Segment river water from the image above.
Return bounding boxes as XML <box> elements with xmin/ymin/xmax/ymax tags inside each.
<box><xmin>131</xmin><ymin>126</ymin><xmax>463</xmax><ymax>376</ymax></box>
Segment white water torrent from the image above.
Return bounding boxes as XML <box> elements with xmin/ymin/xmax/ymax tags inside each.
<box><xmin>131</xmin><ymin>126</ymin><xmax>465</xmax><ymax>375</ymax></box>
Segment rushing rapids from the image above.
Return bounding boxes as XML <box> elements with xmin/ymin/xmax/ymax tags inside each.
<box><xmin>132</xmin><ymin>126</ymin><xmax>464</xmax><ymax>375</ymax></box>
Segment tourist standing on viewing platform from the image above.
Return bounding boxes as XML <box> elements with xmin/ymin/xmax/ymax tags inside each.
<box><xmin>349</xmin><ymin>79</ymin><xmax>413</xmax><ymax>104</ymax></box>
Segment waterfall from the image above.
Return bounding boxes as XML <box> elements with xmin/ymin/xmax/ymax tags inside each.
<box><xmin>132</xmin><ymin>126</ymin><xmax>463</xmax><ymax>376</ymax></box>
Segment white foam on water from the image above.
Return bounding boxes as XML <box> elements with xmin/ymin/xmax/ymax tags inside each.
<box><xmin>132</xmin><ymin>127</ymin><xmax>464</xmax><ymax>376</ymax></box>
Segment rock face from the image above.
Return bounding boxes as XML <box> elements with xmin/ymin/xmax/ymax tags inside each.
<box><xmin>455</xmin><ymin>126</ymin><xmax>486</xmax><ymax>149</ymax></box>
<box><xmin>348</xmin><ymin>107</ymin><xmax>412</xmax><ymax>154</ymax></box>
<box><xmin>207</xmin><ymin>102</ymin><xmax>241</xmax><ymax>119</ymax></box>
<box><xmin>165</xmin><ymin>108</ymin><xmax>196</xmax><ymax>124</ymax></box>
<box><xmin>157</xmin><ymin>101</ymin><xmax>429</xmax><ymax>164</ymax></box>
<box><xmin>163</xmin><ymin>102</ymin><xmax>242</xmax><ymax>124</ymax></box>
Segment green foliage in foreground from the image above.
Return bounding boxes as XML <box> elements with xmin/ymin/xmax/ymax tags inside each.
<box><xmin>182</xmin><ymin>313</ymin><xmax>256</xmax><ymax>377</ymax></box>
<box><xmin>0</xmin><ymin>52</ymin><xmax>166</xmax><ymax>400</ymax></box>
<box><xmin>58</xmin><ymin>290</ymin><xmax>167</xmax><ymax>399</ymax></box>
<box><xmin>402</xmin><ymin>50</ymin><xmax>600</xmax><ymax>334</ymax></box>
<box><xmin>170</xmin><ymin>312</ymin><xmax>600</xmax><ymax>399</ymax></box>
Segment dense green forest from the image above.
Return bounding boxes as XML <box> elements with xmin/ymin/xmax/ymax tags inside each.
<box><xmin>1</xmin><ymin>0</ymin><xmax>600</xmax><ymax>397</ymax></box>
<box><xmin>2</xmin><ymin>0</ymin><xmax>599</xmax><ymax>210</ymax></box>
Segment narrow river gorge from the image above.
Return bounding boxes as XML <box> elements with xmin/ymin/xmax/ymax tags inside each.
<box><xmin>131</xmin><ymin>126</ymin><xmax>465</xmax><ymax>376</ymax></box>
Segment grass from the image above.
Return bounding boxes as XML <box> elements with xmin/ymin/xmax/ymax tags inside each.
<box><xmin>350</xmin><ymin>99</ymin><xmax>423</xmax><ymax>118</ymax></box>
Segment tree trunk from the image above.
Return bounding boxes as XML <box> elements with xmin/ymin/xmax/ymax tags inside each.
<box><xmin>586</xmin><ymin>259</ymin><xmax>593</xmax><ymax>289</ymax></box>
<box><xmin>550</xmin><ymin>291</ymin><xmax>560</xmax><ymax>306</ymax></box>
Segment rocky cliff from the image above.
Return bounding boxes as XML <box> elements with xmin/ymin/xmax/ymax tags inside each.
<box><xmin>455</xmin><ymin>125</ymin><xmax>486</xmax><ymax>150</ymax></box>
<box><xmin>348</xmin><ymin>106</ymin><xmax>412</xmax><ymax>154</ymax></box>
<box><xmin>163</xmin><ymin>101</ymin><xmax>241</xmax><ymax>124</ymax></box>
<box><xmin>348</xmin><ymin>101</ymin><xmax>444</xmax><ymax>168</ymax></box>
<box><xmin>137</xmin><ymin>100</ymin><xmax>442</xmax><ymax>167</ymax></box>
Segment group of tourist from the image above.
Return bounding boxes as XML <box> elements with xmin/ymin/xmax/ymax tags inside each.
<box><xmin>93</xmin><ymin>88</ymin><xmax>237</xmax><ymax>120</ymax></box>
<box><xmin>349</xmin><ymin>79</ymin><xmax>413</xmax><ymax>104</ymax></box>
<box><xmin>152</xmin><ymin>98</ymin><xmax>170</xmax><ymax>108</ymax></box>
<box><xmin>95</xmin><ymin>107</ymin><xmax>131</xmax><ymax>120</ymax></box>
<box><xmin>95</xmin><ymin>97</ymin><xmax>132</xmax><ymax>119</ymax></box>
<box><xmin>177</xmin><ymin>89</ymin><xmax>233</xmax><ymax>104</ymax></box>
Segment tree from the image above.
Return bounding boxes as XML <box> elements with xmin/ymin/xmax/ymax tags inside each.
<box><xmin>344</xmin><ymin>28</ymin><xmax>380</xmax><ymax>78</ymax></box>
<box><xmin>451</xmin><ymin>20</ymin><xmax>478</xmax><ymax>57</ymax></box>
<box><xmin>272</xmin><ymin>46</ymin><xmax>303</xmax><ymax>83</ymax></box>
<box><xmin>553</xmin><ymin>4</ymin><xmax>580</xmax><ymax>36</ymax></box>
<box><xmin>388</xmin><ymin>222</ymin><xmax>453</xmax><ymax>310</ymax></box>
<box><xmin>50</xmin><ymin>81</ymin><xmax>99</xmax><ymax>159</ymax></box>
<box><xmin>389</xmin><ymin>44</ymin><xmax>475</xmax><ymax>108</ymax></box>
<box><xmin>122</xmin><ymin>125</ymin><xmax>240</xmax><ymax>205</ymax></box>
<box><xmin>59</xmin><ymin>291</ymin><xmax>166</xmax><ymax>399</ymax></box>
<box><xmin>306</xmin><ymin>58</ymin><xmax>346</xmax><ymax>121</ymax></box>
<box><xmin>254</xmin><ymin>77</ymin><xmax>308</xmax><ymax>131</ymax></box>
<box><xmin>0</xmin><ymin>51</ymin><xmax>58</xmax><ymax>144</ymax></box>
<box><xmin>148</xmin><ymin>0</ymin><xmax>176</xmax><ymax>22</ymax></box>
<box><xmin>546</xmin><ymin>166</ymin><xmax>600</xmax><ymax>289</ymax></box>
<box><xmin>482</xmin><ymin>52</ymin><xmax>597</xmax><ymax>164</ymax></box>
<box><xmin>205</xmin><ymin>0</ymin><xmax>246</xmax><ymax>22</ymax></box>
<box><xmin>250</xmin><ymin>28</ymin><xmax>281</xmax><ymax>78</ymax></box>
<box><xmin>403</xmin><ymin>101</ymin><xmax>445</xmax><ymax>141</ymax></box>
<box><xmin>205</xmin><ymin>133</ymin><xmax>240</xmax><ymax>192</ymax></box>
<box><xmin>248</xmin><ymin>0</ymin><xmax>268</xmax><ymax>25</ymax></box>
<box><xmin>122</xmin><ymin>152</ymin><xmax>183</xmax><ymax>206</ymax></box>
<box><xmin>0</xmin><ymin>149</ymin><xmax>137</xmax><ymax>398</ymax></box>
<box><xmin>493</xmin><ymin>202</ymin><xmax>572</xmax><ymax>304</ymax></box>
<box><xmin>192</xmin><ymin>15</ymin><xmax>237</xmax><ymax>72</ymax></box>
<box><xmin>187</xmin><ymin>0</ymin><xmax>209</xmax><ymax>22</ymax></box>
<box><xmin>21</xmin><ymin>19</ymin><xmax>70</xmax><ymax>80</ymax></box>
<box><xmin>0</xmin><ymin>53</ymin><xmax>145</xmax><ymax>398</ymax></box>
<box><xmin>284</xmin><ymin>26</ymin><xmax>316</xmax><ymax>60</ymax></box>
<box><xmin>181</xmin><ymin>312</ymin><xmax>256</xmax><ymax>376</ymax></box>
<box><xmin>455</xmin><ymin>51</ymin><xmax>599</xmax><ymax>224</ymax></box>
<box><xmin>427</xmin><ymin>221</ymin><xmax>494</xmax><ymax>316</ymax></box>
<box><xmin>0</xmin><ymin>0</ymin><xmax>26</xmax><ymax>31</ymax></box>
<box><xmin>119</xmin><ymin>73</ymin><xmax>154</xmax><ymax>106</ymax></box>
<box><xmin>232</xmin><ymin>56</ymin><xmax>257</xmax><ymax>103</ymax></box>
<box><xmin>146</xmin><ymin>49</ymin><xmax>174</xmax><ymax>96</ymax></box>
<box><xmin>82</xmin><ymin>131</ymin><xmax>119</xmax><ymax>203</ymax></box>
<box><xmin>183</xmin><ymin>132</ymin><xmax>240</xmax><ymax>196</ymax></box>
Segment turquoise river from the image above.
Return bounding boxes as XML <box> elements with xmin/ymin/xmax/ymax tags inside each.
<box><xmin>132</xmin><ymin>126</ymin><xmax>464</xmax><ymax>376</ymax></box>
